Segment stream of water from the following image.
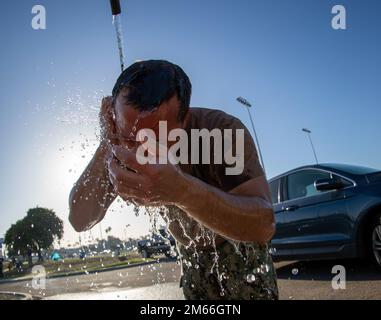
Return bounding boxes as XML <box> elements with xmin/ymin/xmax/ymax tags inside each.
<box><xmin>112</xmin><ymin>14</ymin><xmax>125</xmax><ymax>72</ymax></box>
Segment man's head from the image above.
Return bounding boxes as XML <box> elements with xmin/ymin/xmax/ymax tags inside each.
<box><xmin>111</xmin><ymin>60</ymin><xmax>192</xmax><ymax>149</ymax></box>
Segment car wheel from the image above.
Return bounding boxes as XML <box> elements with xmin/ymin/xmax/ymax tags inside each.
<box><xmin>370</xmin><ymin>213</ymin><xmax>381</xmax><ymax>268</ymax></box>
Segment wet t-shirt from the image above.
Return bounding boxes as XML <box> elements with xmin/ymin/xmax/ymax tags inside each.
<box><xmin>171</xmin><ymin>107</ymin><xmax>279</xmax><ymax>300</ymax></box>
<box><xmin>182</xmin><ymin>107</ymin><xmax>264</xmax><ymax>191</ymax></box>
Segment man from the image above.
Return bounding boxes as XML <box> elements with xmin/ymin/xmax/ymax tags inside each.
<box><xmin>69</xmin><ymin>60</ymin><xmax>278</xmax><ymax>300</ymax></box>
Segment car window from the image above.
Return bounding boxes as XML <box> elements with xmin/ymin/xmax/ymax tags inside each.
<box><xmin>269</xmin><ymin>179</ymin><xmax>280</xmax><ymax>204</ymax></box>
<box><xmin>287</xmin><ymin>170</ymin><xmax>332</xmax><ymax>200</ymax></box>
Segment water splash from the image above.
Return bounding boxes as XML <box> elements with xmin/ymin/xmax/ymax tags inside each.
<box><xmin>246</xmin><ymin>274</ymin><xmax>256</xmax><ymax>283</ymax></box>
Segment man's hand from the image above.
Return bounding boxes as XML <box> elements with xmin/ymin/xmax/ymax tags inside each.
<box><xmin>107</xmin><ymin>145</ymin><xmax>187</xmax><ymax>206</ymax></box>
<box><xmin>99</xmin><ymin>96</ymin><xmax>118</xmax><ymax>145</ymax></box>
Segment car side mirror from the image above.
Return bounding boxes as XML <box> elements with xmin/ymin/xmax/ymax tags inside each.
<box><xmin>314</xmin><ymin>178</ymin><xmax>345</xmax><ymax>191</ymax></box>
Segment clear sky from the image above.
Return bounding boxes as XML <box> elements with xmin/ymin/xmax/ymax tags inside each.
<box><xmin>1</xmin><ymin>0</ymin><xmax>380</xmax><ymax>246</ymax></box>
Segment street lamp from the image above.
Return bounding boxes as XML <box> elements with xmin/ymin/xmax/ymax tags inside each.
<box><xmin>99</xmin><ymin>222</ymin><xmax>103</xmax><ymax>240</ymax></box>
<box><xmin>302</xmin><ymin>128</ymin><xmax>319</xmax><ymax>164</ymax></box>
<box><xmin>236</xmin><ymin>97</ymin><xmax>267</xmax><ymax>177</ymax></box>
<box><xmin>124</xmin><ymin>224</ymin><xmax>131</xmax><ymax>241</ymax></box>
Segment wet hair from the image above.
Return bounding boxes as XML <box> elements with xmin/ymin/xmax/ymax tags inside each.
<box><xmin>112</xmin><ymin>60</ymin><xmax>192</xmax><ymax>122</ymax></box>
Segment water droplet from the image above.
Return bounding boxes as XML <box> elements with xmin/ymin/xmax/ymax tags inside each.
<box><xmin>261</xmin><ymin>264</ymin><xmax>270</xmax><ymax>273</ymax></box>
<box><xmin>246</xmin><ymin>274</ymin><xmax>256</xmax><ymax>283</ymax></box>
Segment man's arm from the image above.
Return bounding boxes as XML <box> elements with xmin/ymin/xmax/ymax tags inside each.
<box><xmin>69</xmin><ymin>142</ymin><xmax>116</xmax><ymax>232</ymax></box>
<box><xmin>176</xmin><ymin>174</ymin><xmax>275</xmax><ymax>245</ymax></box>
<box><xmin>109</xmin><ymin>145</ymin><xmax>275</xmax><ymax>245</ymax></box>
<box><xmin>69</xmin><ymin>97</ymin><xmax>118</xmax><ymax>232</ymax></box>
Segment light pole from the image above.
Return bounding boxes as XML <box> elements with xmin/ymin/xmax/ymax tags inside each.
<box><xmin>124</xmin><ymin>224</ymin><xmax>131</xmax><ymax>241</ymax></box>
<box><xmin>302</xmin><ymin>128</ymin><xmax>319</xmax><ymax>164</ymax></box>
<box><xmin>236</xmin><ymin>96</ymin><xmax>267</xmax><ymax>177</ymax></box>
<box><xmin>99</xmin><ymin>222</ymin><xmax>103</xmax><ymax>240</ymax></box>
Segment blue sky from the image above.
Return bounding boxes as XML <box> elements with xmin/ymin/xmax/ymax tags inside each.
<box><xmin>1</xmin><ymin>0</ymin><xmax>380</xmax><ymax>245</ymax></box>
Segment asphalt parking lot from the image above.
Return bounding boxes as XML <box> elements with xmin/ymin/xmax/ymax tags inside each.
<box><xmin>1</xmin><ymin>258</ymin><xmax>381</xmax><ymax>300</ymax></box>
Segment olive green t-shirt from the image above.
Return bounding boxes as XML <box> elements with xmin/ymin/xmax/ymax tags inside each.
<box><xmin>182</xmin><ymin>107</ymin><xmax>264</xmax><ymax>190</ymax></box>
<box><xmin>172</xmin><ymin>107</ymin><xmax>278</xmax><ymax>300</ymax></box>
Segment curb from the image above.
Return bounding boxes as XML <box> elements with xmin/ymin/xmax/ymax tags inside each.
<box><xmin>0</xmin><ymin>259</ymin><xmax>168</xmax><ymax>285</ymax></box>
<box><xmin>0</xmin><ymin>291</ymin><xmax>33</xmax><ymax>300</ymax></box>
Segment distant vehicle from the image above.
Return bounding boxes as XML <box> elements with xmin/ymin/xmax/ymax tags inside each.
<box><xmin>79</xmin><ymin>251</ymin><xmax>86</xmax><ymax>259</ymax></box>
<box><xmin>269</xmin><ymin>163</ymin><xmax>381</xmax><ymax>268</ymax></box>
<box><xmin>137</xmin><ymin>228</ymin><xmax>176</xmax><ymax>259</ymax></box>
<box><xmin>50</xmin><ymin>252</ymin><xmax>62</xmax><ymax>261</ymax></box>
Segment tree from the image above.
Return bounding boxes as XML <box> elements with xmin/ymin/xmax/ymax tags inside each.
<box><xmin>4</xmin><ymin>219</ymin><xmax>30</xmax><ymax>257</ymax></box>
<box><xmin>106</xmin><ymin>235</ymin><xmax>122</xmax><ymax>252</ymax></box>
<box><xmin>4</xmin><ymin>207</ymin><xmax>64</xmax><ymax>267</ymax></box>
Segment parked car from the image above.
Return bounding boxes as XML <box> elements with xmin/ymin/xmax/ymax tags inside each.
<box><xmin>269</xmin><ymin>163</ymin><xmax>381</xmax><ymax>267</ymax></box>
<box><xmin>138</xmin><ymin>228</ymin><xmax>176</xmax><ymax>259</ymax></box>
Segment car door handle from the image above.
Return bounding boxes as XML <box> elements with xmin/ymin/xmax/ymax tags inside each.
<box><xmin>283</xmin><ymin>205</ymin><xmax>300</xmax><ymax>212</ymax></box>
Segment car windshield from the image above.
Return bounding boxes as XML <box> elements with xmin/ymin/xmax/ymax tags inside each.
<box><xmin>323</xmin><ymin>164</ymin><xmax>381</xmax><ymax>175</ymax></box>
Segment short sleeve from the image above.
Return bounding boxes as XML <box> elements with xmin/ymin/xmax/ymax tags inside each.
<box><xmin>211</xmin><ymin>118</ymin><xmax>264</xmax><ymax>191</ymax></box>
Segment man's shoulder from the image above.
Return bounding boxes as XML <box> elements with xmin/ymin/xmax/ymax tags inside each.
<box><xmin>189</xmin><ymin>107</ymin><xmax>245</xmax><ymax>130</ymax></box>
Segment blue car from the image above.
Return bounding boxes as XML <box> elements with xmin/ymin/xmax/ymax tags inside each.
<box><xmin>269</xmin><ymin>163</ymin><xmax>381</xmax><ymax>267</ymax></box>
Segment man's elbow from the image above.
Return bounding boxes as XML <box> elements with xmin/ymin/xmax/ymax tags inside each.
<box><xmin>241</xmin><ymin>224</ymin><xmax>275</xmax><ymax>245</ymax></box>
<box><xmin>260</xmin><ymin>220</ymin><xmax>276</xmax><ymax>244</ymax></box>
<box><xmin>69</xmin><ymin>204</ymin><xmax>86</xmax><ymax>232</ymax></box>
<box><xmin>257</xmin><ymin>209</ymin><xmax>276</xmax><ymax>244</ymax></box>
<box><xmin>69</xmin><ymin>211</ymin><xmax>87</xmax><ymax>233</ymax></box>
<box><xmin>241</xmin><ymin>209</ymin><xmax>276</xmax><ymax>244</ymax></box>
<box><xmin>68</xmin><ymin>191</ymin><xmax>88</xmax><ymax>233</ymax></box>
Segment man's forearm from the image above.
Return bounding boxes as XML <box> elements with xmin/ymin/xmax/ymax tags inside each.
<box><xmin>176</xmin><ymin>174</ymin><xmax>275</xmax><ymax>244</ymax></box>
<box><xmin>69</xmin><ymin>143</ymin><xmax>116</xmax><ymax>232</ymax></box>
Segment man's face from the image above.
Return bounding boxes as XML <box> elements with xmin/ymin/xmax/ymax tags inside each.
<box><xmin>113</xmin><ymin>87</ymin><xmax>188</xmax><ymax>150</ymax></box>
